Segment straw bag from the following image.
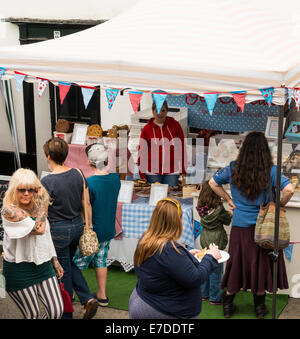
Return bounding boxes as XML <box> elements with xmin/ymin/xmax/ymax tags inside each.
<box><xmin>254</xmin><ymin>181</ymin><xmax>290</xmax><ymax>250</ymax></box>
<box><xmin>76</xmin><ymin>169</ymin><xmax>99</xmax><ymax>257</ymax></box>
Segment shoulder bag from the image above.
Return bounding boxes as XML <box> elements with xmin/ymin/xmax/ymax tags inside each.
<box><xmin>254</xmin><ymin>180</ymin><xmax>290</xmax><ymax>250</ymax></box>
<box><xmin>76</xmin><ymin>168</ymin><xmax>99</xmax><ymax>257</ymax></box>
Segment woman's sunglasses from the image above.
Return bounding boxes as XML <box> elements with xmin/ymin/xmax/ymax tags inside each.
<box><xmin>17</xmin><ymin>188</ymin><xmax>38</xmax><ymax>194</ymax></box>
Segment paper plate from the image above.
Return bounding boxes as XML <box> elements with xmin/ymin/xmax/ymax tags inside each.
<box><xmin>195</xmin><ymin>250</ymin><xmax>230</xmax><ymax>264</ymax></box>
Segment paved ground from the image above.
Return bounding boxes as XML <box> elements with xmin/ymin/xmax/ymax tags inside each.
<box><xmin>0</xmin><ymin>256</ymin><xmax>299</xmax><ymax>319</ymax></box>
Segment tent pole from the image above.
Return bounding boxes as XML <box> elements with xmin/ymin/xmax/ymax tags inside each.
<box><xmin>271</xmin><ymin>101</ymin><xmax>285</xmax><ymax>319</ymax></box>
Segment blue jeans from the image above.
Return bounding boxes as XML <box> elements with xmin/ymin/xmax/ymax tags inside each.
<box><xmin>50</xmin><ymin>216</ymin><xmax>94</xmax><ymax>318</ymax></box>
<box><xmin>146</xmin><ymin>174</ymin><xmax>180</xmax><ymax>187</ymax></box>
<box><xmin>200</xmin><ymin>263</ymin><xmax>223</xmax><ymax>302</ymax></box>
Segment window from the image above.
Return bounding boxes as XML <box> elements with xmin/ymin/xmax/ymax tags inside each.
<box><xmin>55</xmin><ymin>85</ymin><xmax>100</xmax><ymax>125</ymax></box>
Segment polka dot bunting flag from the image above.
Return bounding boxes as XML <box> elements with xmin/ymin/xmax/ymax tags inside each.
<box><xmin>260</xmin><ymin>87</ymin><xmax>274</xmax><ymax>107</ymax></box>
<box><xmin>38</xmin><ymin>79</ymin><xmax>48</xmax><ymax>98</ymax></box>
<box><xmin>294</xmin><ymin>88</ymin><xmax>300</xmax><ymax>111</ymax></box>
<box><xmin>105</xmin><ymin>88</ymin><xmax>119</xmax><ymax>110</ymax></box>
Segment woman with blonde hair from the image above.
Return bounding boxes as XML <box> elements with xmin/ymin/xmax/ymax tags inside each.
<box><xmin>1</xmin><ymin>168</ymin><xmax>64</xmax><ymax>319</ymax></box>
<box><xmin>129</xmin><ymin>198</ymin><xmax>221</xmax><ymax>319</ymax></box>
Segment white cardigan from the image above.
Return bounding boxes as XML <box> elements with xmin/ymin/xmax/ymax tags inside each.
<box><xmin>2</xmin><ymin>216</ymin><xmax>57</xmax><ymax>265</ymax></box>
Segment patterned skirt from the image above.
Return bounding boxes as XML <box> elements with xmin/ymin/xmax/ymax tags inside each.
<box><xmin>220</xmin><ymin>225</ymin><xmax>288</xmax><ymax>294</ymax></box>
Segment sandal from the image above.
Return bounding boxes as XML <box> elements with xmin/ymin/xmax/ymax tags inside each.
<box><xmin>83</xmin><ymin>298</ymin><xmax>98</xmax><ymax>319</ymax></box>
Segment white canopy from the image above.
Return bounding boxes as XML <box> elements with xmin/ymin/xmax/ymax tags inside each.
<box><xmin>0</xmin><ymin>0</ymin><xmax>300</xmax><ymax>104</ymax></box>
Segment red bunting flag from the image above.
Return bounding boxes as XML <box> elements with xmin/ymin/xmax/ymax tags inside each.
<box><xmin>232</xmin><ymin>92</ymin><xmax>246</xmax><ymax>112</ymax></box>
<box><xmin>129</xmin><ymin>91</ymin><xmax>143</xmax><ymax>114</ymax></box>
<box><xmin>58</xmin><ymin>82</ymin><xmax>71</xmax><ymax>105</ymax></box>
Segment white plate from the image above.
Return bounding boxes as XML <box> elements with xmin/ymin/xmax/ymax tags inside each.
<box><xmin>195</xmin><ymin>250</ymin><xmax>230</xmax><ymax>264</ymax></box>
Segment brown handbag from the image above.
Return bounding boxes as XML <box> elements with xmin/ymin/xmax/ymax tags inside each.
<box><xmin>76</xmin><ymin>169</ymin><xmax>99</xmax><ymax>257</ymax></box>
<box><xmin>254</xmin><ymin>181</ymin><xmax>290</xmax><ymax>250</ymax></box>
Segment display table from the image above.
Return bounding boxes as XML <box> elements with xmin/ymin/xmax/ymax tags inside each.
<box><xmin>192</xmin><ymin>191</ymin><xmax>300</xmax><ymax>298</ymax></box>
<box><xmin>107</xmin><ymin>197</ymin><xmax>194</xmax><ymax>272</ymax></box>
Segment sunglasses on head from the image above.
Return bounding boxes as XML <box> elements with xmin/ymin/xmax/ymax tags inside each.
<box><xmin>17</xmin><ymin>188</ymin><xmax>38</xmax><ymax>194</ymax></box>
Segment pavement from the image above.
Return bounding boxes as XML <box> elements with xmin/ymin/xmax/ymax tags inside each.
<box><xmin>1</xmin><ymin>256</ymin><xmax>300</xmax><ymax>319</ymax></box>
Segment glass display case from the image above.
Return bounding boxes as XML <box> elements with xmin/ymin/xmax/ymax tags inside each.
<box><xmin>202</xmin><ymin>134</ymin><xmax>300</xmax><ymax>202</ymax></box>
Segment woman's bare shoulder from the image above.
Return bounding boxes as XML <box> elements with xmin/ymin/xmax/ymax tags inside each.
<box><xmin>1</xmin><ymin>204</ymin><xmax>30</xmax><ymax>222</ymax></box>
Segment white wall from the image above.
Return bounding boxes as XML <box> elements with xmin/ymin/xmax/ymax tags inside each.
<box><xmin>0</xmin><ymin>22</ymin><xmax>19</xmax><ymax>46</ymax></box>
<box><xmin>0</xmin><ymin>0</ymin><xmax>140</xmax><ymax>20</ymax></box>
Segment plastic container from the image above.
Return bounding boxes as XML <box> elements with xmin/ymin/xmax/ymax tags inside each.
<box><xmin>285</xmin><ymin>121</ymin><xmax>300</xmax><ymax>142</ymax></box>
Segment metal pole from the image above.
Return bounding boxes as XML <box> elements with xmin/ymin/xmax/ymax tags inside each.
<box><xmin>271</xmin><ymin>102</ymin><xmax>285</xmax><ymax>319</ymax></box>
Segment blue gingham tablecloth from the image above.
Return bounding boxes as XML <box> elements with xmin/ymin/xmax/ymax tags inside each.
<box><xmin>122</xmin><ymin>197</ymin><xmax>194</xmax><ymax>248</ymax></box>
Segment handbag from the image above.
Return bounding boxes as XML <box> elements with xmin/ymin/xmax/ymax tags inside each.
<box><xmin>254</xmin><ymin>181</ymin><xmax>290</xmax><ymax>250</ymax></box>
<box><xmin>59</xmin><ymin>281</ymin><xmax>74</xmax><ymax>313</ymax></box>
<box><xmin>76</xmin><ymin>169</ymin><xmax>100</xmax><ymax>257</ymax></box>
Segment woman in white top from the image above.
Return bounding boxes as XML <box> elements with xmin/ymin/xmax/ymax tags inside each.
<box><xmin>1</xmin><ymin>168</ymin><xmax>64</xmax><ymax>319</ymax></box>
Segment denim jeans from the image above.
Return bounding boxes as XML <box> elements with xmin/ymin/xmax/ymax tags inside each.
<box><xmin>200</xmin><ymin>263</ymin><xmax>223</xmax><ymax>302</ymax></box>
<box><xmin>146</xmin><ymin>174</ymin><xmax>180</xmax><ymax>187</ymax></box>
<box><xmin>50</xmin><ymin>216</ymin><xmax>93</xmax><ymax>318</ymax></box>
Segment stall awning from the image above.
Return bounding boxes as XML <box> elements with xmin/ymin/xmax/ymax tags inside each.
<box><xmin>0</xmin><ymin>0</ymin><xmax>299</xmax><ymax>103</ymax></box>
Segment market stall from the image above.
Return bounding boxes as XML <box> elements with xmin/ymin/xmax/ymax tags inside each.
<box><xmin>1</xmin><ymin>0</ymin><xmax>300</xmax><ymax>318</ymax></box>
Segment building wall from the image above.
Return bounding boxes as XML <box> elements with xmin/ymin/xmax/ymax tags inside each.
<box><xmin>0</xmin><ymin>0</ymin><xmax>140</xmax><ymax>20</ymax></box>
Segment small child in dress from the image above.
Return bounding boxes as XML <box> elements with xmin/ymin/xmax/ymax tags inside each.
<box><xmin>196</xmin><ymin>180</ymin><xmax>232</xmax><ymax>305</ymax></box>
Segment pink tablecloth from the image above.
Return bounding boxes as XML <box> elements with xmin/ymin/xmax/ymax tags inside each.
<box><xmin>65</xmin><ymin>144</ymin><xmax>134</xmax><ymax>178</ymax></box>
<box><xmin>65</xmin><ymin>144</ymin><xmax>94</xmax><ymax>178</ymax></box>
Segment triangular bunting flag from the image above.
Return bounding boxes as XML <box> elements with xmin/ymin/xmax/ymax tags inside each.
<box><xmin>37</xmin><ymin>79</ymin><xmax>48</xmax><ymax>98</ymax></box>
<box><xmin>287</xmin><ymin>88</ymin><xmax>292</xmax><ymax>108</ymax></box>
<box><xmin>284</xmin><ymin>243</ymin><xmax>294</xmax><ymax>262</ymax></box>
<box><xmin>14</xmin><ymin>73</ymin><xmax>26</xmax><ymax>92</ymax></box>
<box><xmin>58</xmin><ymin>82</ymin><xmax>71</xmax><ymax>105</ymax></box>
<box><xmin>260</xmin><ymin>87</ymin><xmax>274</xmax><ymax>107</ymax></box>
<box><xmin>204</xmin><ymin>93</ymin><xmax>219</xmax><ymax>116</ymax></box>
<box><xmin>231</xmin><ymin>91</ymin><xmax>246</xmax><ymax>112</ymax></box>
<box><xmin>0</xmin><ymin>67</ymin><xmax>6</xmax><ymax>80</ymax></box>
<box><xmin>81</xmin><ymin>87</ymin><xmax>95</xmax><ymax>109</ymax></box>
<box><xmin>129</xmin><ymin>91</ymin><xmax>143</xmax><ymax>114</ymax></box>
<box><xmin>152</xmin><ymin>92</ymin><xmax>168</xmax><ymax>114</ymax></box>
<box><xmin>294</xmin><ymin>88</ymin><xmax>300</xmax><ymax>111</ymax></box>
<box><xmin>105</xmin><ymin>89</ymin><xmax>119</xmax><ymax>110</ymax></box>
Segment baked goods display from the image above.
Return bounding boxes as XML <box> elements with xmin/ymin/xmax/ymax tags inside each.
<box><xmin>87</xmin><ymin>124</ymin><xmax>103</xmax><ymax>137</ymax></box>
<box><xmin>106</xmin><ymin>125</ymin><xmax>129</xmax><ymax>138</ymax></box>
<box><xmin>55</xmin><ymin>119</ymin><xmax>71</xmax><ymax>133</ymax></box>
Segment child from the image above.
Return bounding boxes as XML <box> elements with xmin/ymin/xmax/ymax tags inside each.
<box><xmin>196</xmin><ymin>180</ymin><xmax>232</xmax><ymax>305</ymax></box>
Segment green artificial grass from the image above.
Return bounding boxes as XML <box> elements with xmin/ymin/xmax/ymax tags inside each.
<box><xmin>80</xmin><ymin>266</ymin><xmax>288</xmax><ymax>319</ymax></box>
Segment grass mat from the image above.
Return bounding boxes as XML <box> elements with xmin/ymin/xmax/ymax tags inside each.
<box><xmin>81</xmin><ymin>266</ymin><xmax>288</xmax><ymax>318</ymax></box>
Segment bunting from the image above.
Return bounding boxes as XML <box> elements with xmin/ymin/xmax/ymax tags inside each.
<box><xmin>152</xmin><ymin>92</ymin><xmax>168</xmax><ymax>114</ymax></box>
<box><xmin>37</xmin><ymin>79</ymin><xmax>48</xmax><ymax>98</ymax></box>
<box><xmin>204</xmin><ymin>93</ymin><xmax>219</xmax><ymax>116</ymax></box>
<box><xmin>105</xmin><ymin>88</ymin><xmax>119</xmax><ymax>110</ymax></box>
<box><xmin>14</xmin><ymin>72</ymin><xmax>26</xmax><ymax>92</ymax></box>
<box><xmin>58</xmin><ymin>82</ymin><xmax>71</xmax><ymax>105</ymax></box>
<box><xmin>129</xmin><ymin>90</ymin><xmax>143</xmax><ymax>114</ymax></box>
<box><xmin>294</xmin><ymin>88</ymin><xmax>300</xmax><ymax>111</ymax></box>
<box><xmin>231</xmin><ymin>91</ymin><xmax>246</xmax><ymax>112</ymax></box>
<box><xmin>260</xmin><ymin>87</ymin><xmax>274</xmax><ymax>107</ymax></box>
<box><xmin>284</xmin><ymin>243</ymin><xmax>294</xmax><ymax>262</ymax></box>
<box><xmin>0</xmin><ymin>67</ymin><xmax>5</xmax><ymax>80</ymax></box>
<box><xmin>81</xmin><ymin>87</ymin><xmax>95</xmax><ymax>109</ymax></box>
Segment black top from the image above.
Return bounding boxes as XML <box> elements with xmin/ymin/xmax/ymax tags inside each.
<box><xmin>41</xmin><ymin>168</ymin><xmax>86</xmax><ymax>223</ymax></box>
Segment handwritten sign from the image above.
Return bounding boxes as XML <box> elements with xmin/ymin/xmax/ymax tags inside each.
<box><xmin>149</xmin><ymin>184</ymin><xmax>168</xmax><ymax>206</ymax></box>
